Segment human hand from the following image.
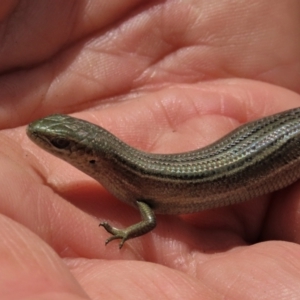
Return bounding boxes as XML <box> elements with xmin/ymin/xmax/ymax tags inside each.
<box><xmin>1</xmin><ymin>1</ymin><xmax>300</xmax><ymax>299</ymax></box>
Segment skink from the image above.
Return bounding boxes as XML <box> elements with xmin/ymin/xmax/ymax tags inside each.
<box><xmin>26</xmin><ymin>108</ymin><xmax>300</xmax><ymax>248</ymax></box>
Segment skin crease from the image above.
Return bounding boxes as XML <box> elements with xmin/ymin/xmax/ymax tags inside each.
<box><xmin>0</xmin><ymin>0</ymin><xmax>300</xmax><ymax>299</ymax></box>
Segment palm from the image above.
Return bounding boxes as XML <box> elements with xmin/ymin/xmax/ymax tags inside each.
<box><xmin>1</xmin><ymin>1</ymin><xmax>300</xmax><ymax>298</ymax></box>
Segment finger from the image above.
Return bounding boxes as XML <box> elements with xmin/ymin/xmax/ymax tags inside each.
<box><xmin>1</xmin><ymin>1</ymin><xmax>299</xmax><ymax>126</ymax></box>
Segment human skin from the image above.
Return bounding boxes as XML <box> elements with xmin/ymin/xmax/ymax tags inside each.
<box><xmin>0</xmin><ymin>1</ymin><xmax>300</xmax><ymax>299</ymax></box>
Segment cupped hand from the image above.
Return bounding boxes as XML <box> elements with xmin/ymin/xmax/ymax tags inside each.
<box><xmin>1</xmin><ymin>1</ymin><xmax>300</xmax><ymax>299</ymax></box>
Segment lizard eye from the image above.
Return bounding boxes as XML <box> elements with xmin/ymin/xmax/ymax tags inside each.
<box><xmin>51</xmin><ymin>138</ymin><xmax>70</xmax><ymax>149</ymax></box>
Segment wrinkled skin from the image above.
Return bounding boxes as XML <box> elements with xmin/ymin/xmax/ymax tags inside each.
<box><xmin>1</xmin><ymin>1</ymin><xmax>300</xmax><ymax>299</ymax></box>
